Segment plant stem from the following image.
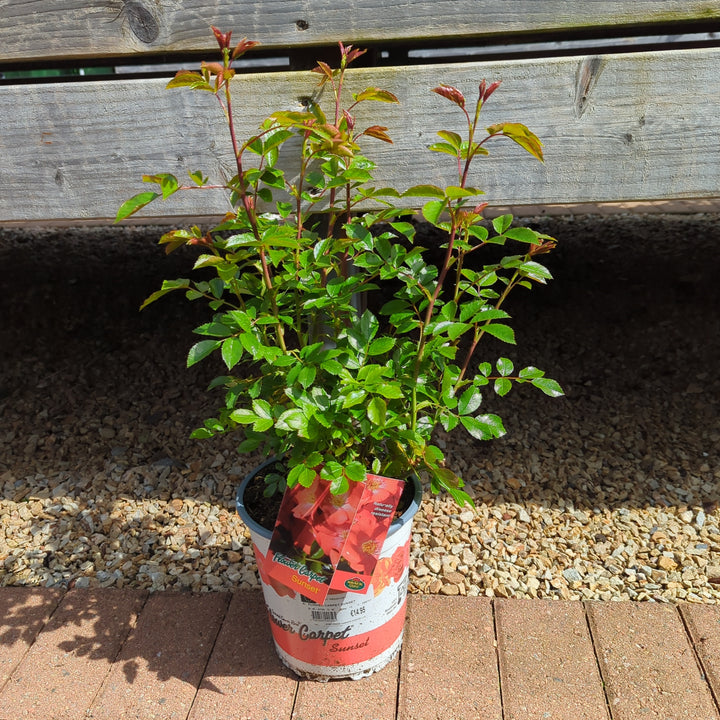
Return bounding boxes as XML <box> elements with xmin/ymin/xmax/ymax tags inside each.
<box><xmin>458</xmin><ymin>268</ymin><xmax>520</xmax><ymax>383</ymax></box>
<box><xmin>221</xmin><ymin>70</ymin><xmax>287</xmax><ymax>353</ymax></box>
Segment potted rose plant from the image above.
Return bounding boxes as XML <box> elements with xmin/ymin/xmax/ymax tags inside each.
<box><xmin>117</xmin><ymin>28</ymin><xmax>563</xmax><ymax>680</ymax></box>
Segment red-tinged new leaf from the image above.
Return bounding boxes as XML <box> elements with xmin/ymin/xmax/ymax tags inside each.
<box><xmin>201</xmin><ymin>61</ymin><xmax>225</xmax><ymax>76</ymax></box>
<box><xmin>232</xmin><ymin>38</ymin><xmax>260</xmax><ymax>59</ymax></box>
<box><xmin>481</xmin><ymin>80</ymin><xmax>501</xmax><ymax>102</ymax></box>
<box><xmin>432</xmin><ymin>84</ymin><xmax>466</xmax><ymax>108</ymax></box>
<box><xmin>340</xmin><ymin>43</ymin><xmax>367</xmax><ymax>66</ymax></box>
<box><xmin>115</xmin><ymin>191</ymin><xmax>160</xmax><ymax>223</ymax></box>
<box><xmin>362</xmin><ymin>125</ymin><xmax>393</xmax><ymax>143</ymax></box>
<box><xmin>312</xmin><ymin>61</ymin><xmax>335</xmax><ymax>81</ymax></box>
<box><xmin>212</xmin><ymin>26</ymin><xmax>232</xmax><ymax>50</ymax></box>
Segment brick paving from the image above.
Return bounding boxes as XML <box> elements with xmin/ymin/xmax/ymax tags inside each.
<box><xmin>1</xmin><ymin>588</ymin><xmax>719</xmax><ymax>720</ymax></box>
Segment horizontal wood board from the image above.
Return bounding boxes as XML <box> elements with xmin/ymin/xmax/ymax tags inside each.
<box><xmin>1</xmin><ymin>1</ymin><xmax>720</xmax><ymax>62</ymax></box>
<box><xmin>2</xmin><ymin>46</ymin><xmax>720</xmax><ymax>224</ymax></box>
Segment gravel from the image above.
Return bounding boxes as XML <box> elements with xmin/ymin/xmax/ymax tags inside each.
<box><xmin>1</xmin><ymin>213</ymin><xmax>719</xmax><ymax>602</ymax></box>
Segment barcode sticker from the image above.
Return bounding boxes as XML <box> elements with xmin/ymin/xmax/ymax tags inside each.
<box><xmin>311</xmin><ymin>608</ymin><xmax>338</xmax><ymax>621</ymax></box>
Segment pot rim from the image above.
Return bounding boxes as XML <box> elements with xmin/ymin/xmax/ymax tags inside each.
<box><xmin>236</xmin><ymin>456</ymin><xmax>423</xmax><ymax>540</ymax></box>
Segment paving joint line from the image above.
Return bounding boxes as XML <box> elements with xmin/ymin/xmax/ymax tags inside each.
<box><xmin>677</xmin><ymin>604</ymin><xmax>720</xmax><ymax>718</ymax></box>
<box><xmin>490</xmin><ymin>598</ymin><xmax>506</xmax><ymax>720</ymax></box>
<box><xmin>183</xmin><ymin>591</ymin><xmax>233</xmax><ymax>720</ymax></box>
<box><xmin>582</xmin><ymin>601</ymin><xmax>613</xmax><ymax>720</ymax></box>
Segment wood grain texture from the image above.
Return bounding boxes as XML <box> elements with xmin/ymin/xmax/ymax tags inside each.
<box><xmin>3</xmin><ymin>46</ymin><xmax>720</xmax><ymax>224</ymax></box>
<box><xmin>1</xmin><ymin>0</ymin><xmax>719</xmax><ymax>62</ymax></box>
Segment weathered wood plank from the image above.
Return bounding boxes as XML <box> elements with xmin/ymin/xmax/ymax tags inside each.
<box><xmin>2</xmin><ymin>46</ymin><xmax>720</xmax><ymax>224</ymax></box>
<box><xmin>1</xmin><ymin>1</ymin><xmax>719</xmax><ymax>62</ymax></box>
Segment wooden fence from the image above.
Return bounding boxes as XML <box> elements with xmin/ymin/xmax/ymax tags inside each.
<box><xmin>1</xmin><ymin>1</ymin><xmax>720</xmax><ymax>224</ymax></box>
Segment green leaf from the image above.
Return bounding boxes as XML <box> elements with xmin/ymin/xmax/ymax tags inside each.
<box><xmin>519</xmin><ymin>366</ymin><xmax>544</xmax><ymax>379</ymax></box>
<box><xmin>187</xmin><ymin>340</ymin><xmax>222</xmax><ymax>367</ymax></box>
<box><xmin>342</xmin><ymin>389</ymin><xmax>366</xmax><ymax>408</ymax></box>
<box><xmin>368</xmin><ymin>337</ymin><xmax>395</xmax><ymax>355</ymax></box>
<box><xmin>221</xmin><ymin>336</ymin><xmax>243</xmax><ymax>369</ymax></box>
<box><xmin>288</xmin><ymin>463</ymin><xmax>317</xmax><ymax>488</ymax></box>
<box><xmin>229</xmin><ymin>408</ymin><xmax>258</xmax><ymax>425</ymax></box>
<box><xmin>504</xmin><ymin>226</ymin><xmax>542</xmax><ymax>244</ymax></box>
<box><xmin>237</xmin><ymin>436</ymin><xmax>262</xmax><ymax>453</ymax></box>
<box><xmin>367</xmin><ymin>397</ymin><xmax>387</xmax><ymax>426</ymax></box>
<box><xmin>494</xmin><ymin>378</ymin><xmax>512</xmax><ymax>396</ymax></box>
<box><xmin>376</xmin><ymin>382</ymin><xmax>403</xmax><ymax>399</ymax></box>
<box><xmin>143</xmin><ymin>173</ymin><xmax>179</xmax><ymax>199</ymax></box>
<box><xmin>139</xmin><ymin>279</ymin><xmax>190</xmax><ymax>310</ymax></box>
<box><xmin>422</xmin><ymin>200</ymin><xmax>446</xmax><ymax>225</ymax></box>
<box><xmin>252</xmin><ymin>399</ymin><xmax>273</xmax><ymax>419</ymax></box>
<box><xmin>428</xmin><ymin>142</ymin><xmax>459</xmax><ymax>157</ymax></box>
<box><xmin>344</xmin><ymin>461</ymin><xmax>366</xmax><ymax>483</ymax></box>
<box><xmin>492</xmin><ymin>214</ymin><xmax>513</xmax><ymax>234</ymax></box>
<box><xmin>496</xmin><ymin>357</ymin><xmax>514</xmax><ymax>376</ymax></box>
<box><xmin>518</xmin><ymin>260</ymin><xmax>554</xmax><ymax>283</ymax></box>
<box><xmin>531</xmin><ymin>377</ymin><xmax>564</xmax><ymax>397</ymax></box>
<box><xmin>188</xmin><ymin>169</ymin><xmax>208</xmax><ymax>186</ymax></box>
<box><xmin>192</xmin><ymin>254</ymin><xmax>224</xmax><ymax>270</ymax></box>
<box><xmin>166</xmin><ymin>70</ymin><xmax>214</xmax><ymax>91</ymax></box>
<box><xmin>445</xmin><ymin>186</ymin><xmax>484</xmax><ymax>199</ymax></box>
<box><xmin>353</xmin><ymin>87</ymin><xmax>400</xmax><ymax>103</ymax></box>
<box><xmin>484</xmin><ymin>323</ymin><xmax>516</xmax><ymax>344</ymax></box>
<box><xmin>115</xmin><ymin>191</ymin><xmax>160</xmax><ymax>223</ymax></box>
<box><xmin>460</xmin><ymin>414</ymin><xmax>506</xmax><ymax>440</ymax></box>
<box><xmin>252</xmin><ymin>417</ymin><xmax>274</xmax><ymax>432</ymax></box>
<box><xmin>403</xmin><ymin>184</ymin><xmax>445</xmax><ymax>199</ymax></box>
<box><xmin>458</xmin><ymin>387</ymin><xmax>483</xmax><ymax>415</ymax></box>
<box><xmin>298</xmin><ymin>366</ymin><xmax>317</xmax><ymax>389</ymax></box>
<box><xmin>437</xmin><ymin>130</ymin><xmax>462</xmax><ymax>149</ymax></box>
<box><xmin>486</xmin><ymin>122</ymin><xmax>544</xmax><ymax>162</ymax></box>
<box><xmin>276</xmin><ymin>408</ymin><xmax>310</xmax><ymax>436</ymax></box>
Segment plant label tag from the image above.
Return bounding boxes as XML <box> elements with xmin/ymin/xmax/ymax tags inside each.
<box><xmin>265</xmin><ymin>474</ymin><xmax>404</xmax><ymax>604</ymax></box>
<box><xmin>329</xmin><ymin>474</ymin><xmax>405</xmax><ymax>593</ymax></box>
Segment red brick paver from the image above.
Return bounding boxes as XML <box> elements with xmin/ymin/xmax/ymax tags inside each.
<box><xmin>0</xmin><ymin>586</ymin><xmax>63</xmax><ymax>692</ymax></box>
<box><xmin>398</xmin><ymin>595</ymin><xmax>502</xmax><ymax>720</ymax></box>
<box><xmin>0</xmin><ymin>588</ymin><xmax>146</xmax><ymax>720</ymax></box>
<box><xmin>2</xmin><ymin>588</ymin><xmax>720</xmax><ymax>720</ymax></box>
<box><xmin>188</xmin><ymin>591</ymin><xmax>297</xmax><ymax>720</ymax></box>
<box><xmin>294</xmin><ymin>656</ymin><xmax>399</xmax><ymax>720</ymax></box>
<box><xmin>89</xmin><ymin>591</ymin><xmax>229</xmax><ymax>720</ymax></box>
<box><xmin>496</xmin><ymin>599</ymin><xmax>610</xmax><ymax>720</ymax></box>
<box><xmin>587</xmin><ymin>601</ymin><xmax>720</xmax><ymax>720</ymax></box>
<box><xmin>678</xmin><ymin>604</ymin><xmax>720</xmax><ymax>710</ymax></box>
